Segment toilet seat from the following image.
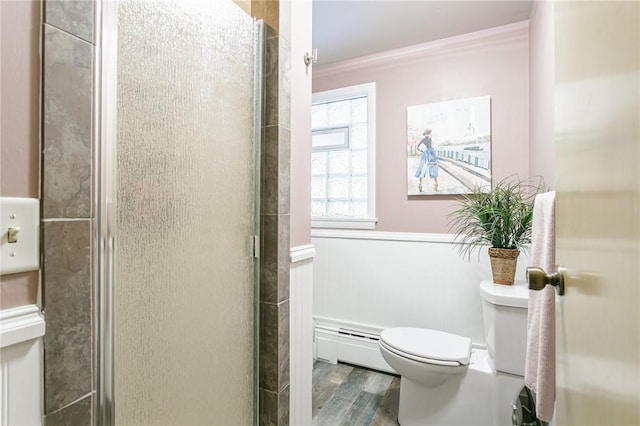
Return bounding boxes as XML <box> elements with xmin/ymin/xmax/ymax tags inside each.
<box><xmin>379</xmin><ymin>327</ymin><xmax>472</xmax><ymax>366</ymax></box>
<box><xmin>379</xmin><ymin>339</ymin><xmax>463</xmax><ymax>367</ymax></box>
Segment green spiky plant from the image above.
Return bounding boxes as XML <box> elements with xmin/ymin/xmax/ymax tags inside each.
<box><xmin>448</xmin><ymin>177</ymin><xmax>545</xmax><ymax>260</ymax></box>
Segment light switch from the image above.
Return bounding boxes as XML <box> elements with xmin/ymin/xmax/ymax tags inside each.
<box><xmin>0</xmin><ymin>198</ymin><xmax>39</xmax><ymax>275</ymax></box>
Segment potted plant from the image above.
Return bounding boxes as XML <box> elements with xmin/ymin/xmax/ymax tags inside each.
<box><xmin>448</xmin><ymin>177</ymin><xmax>544</xmax><ymax>285</ymax></box>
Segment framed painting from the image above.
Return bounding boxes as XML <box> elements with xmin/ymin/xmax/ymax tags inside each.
<box><xmin>407</xmin><ymin>96</ymin><xmax>491</xmax><ymax>195</ymax></box>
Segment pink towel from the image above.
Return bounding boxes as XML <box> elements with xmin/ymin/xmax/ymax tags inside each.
<box><xmin>525</xmin><ymin>191</ymin><xmax>556</xmax><ymax>422</ymax></box>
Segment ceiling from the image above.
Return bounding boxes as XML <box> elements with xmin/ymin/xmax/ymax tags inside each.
<box><xmin>312</xmin><ymin>0</ymin><xmax>534</xmax><ymax>65</ymax></box>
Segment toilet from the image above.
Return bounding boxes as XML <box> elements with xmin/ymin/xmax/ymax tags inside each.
<box><xmin>379</xmin><ymin>280</ymin><xmax>530</xmax><ymax>426</ymax></box>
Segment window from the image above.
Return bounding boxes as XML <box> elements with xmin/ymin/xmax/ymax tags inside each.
<box><xmin>311</xmin><ymin>82</ymin><xmax>376</xmax><ymax>229</ymax></box>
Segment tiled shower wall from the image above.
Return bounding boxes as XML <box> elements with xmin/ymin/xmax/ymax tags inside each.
<box><xmin>41</xmin><ymin>0</ymin><xmax>95</xmax><ymax>424</ymax></box>
<box><xmin>41</xmin><ymin>0</ymin><xmax>291</xmax><ymax>424</ymax></box>
<box><xmin>254</xmin><ymin>1</ymin><xmax>292</xmax><ymax>424</ymax></box>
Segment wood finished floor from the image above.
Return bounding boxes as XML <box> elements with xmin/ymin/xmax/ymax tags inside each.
<box><xmin>312</xmin><ymin>360</ymin><xmax>400</xmax><ymax>426</ymax></box>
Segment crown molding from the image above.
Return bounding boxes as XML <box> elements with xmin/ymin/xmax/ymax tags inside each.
<box><xmin>314</xmin><ymin>20</ymin><xmax>529</xmax><ymax>79</ymax></box>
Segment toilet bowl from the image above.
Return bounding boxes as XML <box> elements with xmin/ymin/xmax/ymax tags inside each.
<box><xmin>379</xmin><ymin>280</ymin><xmax>531</xmax><ymax>426</ymax></box>
<box><xmin>379</xmin><ymin>328</ymin><xmax>470</xmax><ymax>387</ymax></box>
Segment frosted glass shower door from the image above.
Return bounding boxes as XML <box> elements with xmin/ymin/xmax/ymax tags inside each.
<box><xmin>98</xmin><ymin>0</ymin><xmax>262</xmax><ymax>424</ymax></box>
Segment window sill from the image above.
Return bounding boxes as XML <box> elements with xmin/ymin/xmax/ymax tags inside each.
<box><xmin>311</xmin><ymin>217</ymin><xmax>378</xmax><ymax>230</ymax></box>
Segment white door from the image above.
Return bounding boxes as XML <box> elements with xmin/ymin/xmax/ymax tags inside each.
<box><xmin>555</xmin><ymin>1</ymin><xmax>639</xmax><ymax>425</ymax></box>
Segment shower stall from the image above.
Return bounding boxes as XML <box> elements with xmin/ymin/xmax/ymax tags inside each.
<box><xmin>95</xmin><ymin>0</ymin><xmax>263</xmax><ymax>423</ymax></box>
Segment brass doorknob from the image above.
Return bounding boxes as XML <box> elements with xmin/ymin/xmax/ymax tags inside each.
<box><xmin>527</xmin><ymin>266</ymin><xmax>566</xmax><ymax>296</ymax></box>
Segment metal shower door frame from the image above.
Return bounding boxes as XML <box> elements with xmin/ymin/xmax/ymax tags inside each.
<box><xmin>92</xmin><ymin>2</ymin><xmax>263</xmax><ymax>424</ymax></box>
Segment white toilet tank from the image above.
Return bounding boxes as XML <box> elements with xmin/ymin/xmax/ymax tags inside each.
<box><xmin>479</xmin><ymin>280</ymin><xmax>529</xmax><ymax>376</ymax></box>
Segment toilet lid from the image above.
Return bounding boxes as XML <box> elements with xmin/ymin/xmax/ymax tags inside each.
<box><xmin>380</xmin><ymin>328</ymin><xmax>472</xmax><ymax>365</ymax></box>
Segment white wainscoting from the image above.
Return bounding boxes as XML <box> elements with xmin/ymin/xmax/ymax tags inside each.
<box><xmin>289</xmin><ymin>244</ymin><xmax>315</xmax><ymax>426</ymax></box>
<box><xmin>312</xmin><ymin>230</ymin><xmax>530</xmax><ymax>367</ymax></box>
<box><xmin>0</xmin><ymin>304</ymin><xmax>45</xmax><ymax>426</ymax></box>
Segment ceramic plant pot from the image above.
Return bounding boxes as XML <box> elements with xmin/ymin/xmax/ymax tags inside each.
<box><xmin>488</xmin><ymin>247</ymin><xmax>520</xmax><ymax>285</ymax></box>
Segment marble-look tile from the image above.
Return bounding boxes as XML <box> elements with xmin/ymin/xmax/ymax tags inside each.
<box><xmin>43</xmin><ymin>220</ymin><xmax>92</xmax><ymax>413</ymax></box>
<box><xmin>45</xmin><ymin>393</ymin><xmax>92</xmax><ymax>426</ymax></box>
<box><xmin>43</xmin><ymin>24</ymin><xmax>92</xmax><ymax>219</ymax></box>
<box><xmin>262</xmin><ymin>126</ymin><xmax>279</xmax><ymax>215</ymax></box>
<box><xmin>277</xmin><ymin>300</ymin><xmax>290</xmax><ymax>392</ymax></box>
<box><xmin>265</xmin><ymin>22</ymin><xmax>278</xmax><ymax>40</ymax></box>
<box><xmin>260</xmin><ymin>214</ymin><xmax>290</xmax><ymax>303</ymax></box>
<box><xmin>260</xmin><ymin>300</ymin><xmax>289</xmax><ymax>393</ymax></box>
<box><xmin>260</xmin><ymin>388</ymin><xmax>278</xmax><ymax>426</ymax></box>
<box><xmin>260</xmin><ymin>385</ymin><xmax>290</xmax><ymax>426</ymax></box>
<box><xmin>262</xmin><ymin>126</ymin><xmax>291</xmax><ymax>216</ymax></box>
<box><xmin>277</xmin><ymin>128</ymin><xmax>291</xmax><ymax>215</ymax></box>
<box><xmin>260</xmin><ymin>215</ymin><xmax>277</xmax><ymax>303</ymax></box>
<box><xmin>45</xmin><ymin>0</ymin><xmax>94</xmax><ymax>43</ymax></box>
<box><xmin>276</xmin><ymin>214</ymin><xmax>290</xmax><ymax>303</ymax></box>
<box><xmin>278</xmin><ymin>384</ymin><xmax>290</xmax><ymax>426</ymax></box>
<box><xmin>260</xmin><ymin>302</ymin><xmax>278</xmax><ymax>392</ymax></box>
<box><xmin>277</xmin><ymin>36</ymin><xmax>291</xmax><ymax>130</ymax></box>
<box><xmin>264</xmin><ymin>36</ymin><xmax>280</xmax><ymax>127</ymax></box>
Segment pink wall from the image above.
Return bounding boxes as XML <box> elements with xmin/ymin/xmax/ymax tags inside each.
<box><xmin>1</xmin><ymin>0</ymin><xmax>40</xmax><ymax>198</ymax></box>
<box><xmin>528</xmin><ymin>0</ymin><xmax>556</xmax><ymax>188</ymax></box>
<box><xmin>290</xmin><ymin>0</ymin><xmax>313</xmax><ymax>247</ymax></box>
<box><xmin>313</xmin><ymin>22</ymin><xmax>530</xmax><ymax>233</ymax></box>
<box><xmin>0</xmin><ymin>0</ymin><xmax>40</xmax><ymax>309</ymax></box>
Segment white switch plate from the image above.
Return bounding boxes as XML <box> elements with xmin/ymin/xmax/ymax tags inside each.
<box><xmin>0</xmin><ymin>198</ymin><xmax>40</xmax><ymax>275</ymax></box>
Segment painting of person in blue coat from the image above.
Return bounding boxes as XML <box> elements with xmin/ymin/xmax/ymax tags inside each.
<box><xmin>414</xmin><ymin>128</ymin><xmax>439</xmax><ymax>191</ymax></box>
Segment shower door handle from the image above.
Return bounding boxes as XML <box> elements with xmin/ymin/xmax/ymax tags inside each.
<box><xmin>527</xmin><ymin>266</ymin><xmax>566</xmax><ymax>296</ymax></box>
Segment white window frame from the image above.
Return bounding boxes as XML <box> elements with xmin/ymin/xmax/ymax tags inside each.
<box><xmin>311</xmin><ymin>82</ymin><xmax>377</xmax><ymax>229</ymax></box>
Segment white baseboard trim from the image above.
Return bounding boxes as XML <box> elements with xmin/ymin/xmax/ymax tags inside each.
<box><xmin>314</xmin><ymin>315</ymin><xmax>388</xmax><ymax>336</ymax></box>
<box><xmin>0</xmin><ymin>305</ymin><xmax>45</xmax><ymax>348</ymax></box>
<box><xmin>313</xmin><ymin>317</ymin><xmax>395</xmax><ymax>374</ymax></box>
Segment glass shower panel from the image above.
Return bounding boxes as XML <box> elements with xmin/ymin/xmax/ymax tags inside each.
<box><xmin>112</xmin><ymin>0</ymin><xmax>260</xmax><ymax>423</ymax></box>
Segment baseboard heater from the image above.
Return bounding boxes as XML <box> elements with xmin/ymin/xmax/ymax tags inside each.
<box><xmin>314</xmin><ymin>323</ymin><xmax>396</xmax><ymax>374</ymax></box>
<box><xmin>338</xmin><ymin>328</ymin><xmax>379</xmax><ymax>341</ymax></box>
